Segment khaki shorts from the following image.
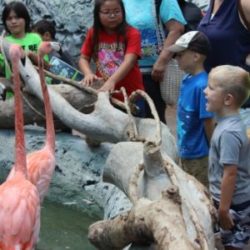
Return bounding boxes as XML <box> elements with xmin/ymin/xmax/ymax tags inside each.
<box><xmin>181</xmin><ymin>156</ymin><xmax>208</xmax><ymax>187</ymax></box>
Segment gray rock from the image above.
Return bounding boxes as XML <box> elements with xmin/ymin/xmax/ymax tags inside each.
<box><xmin>0</xmin><ymin>125</ymin><xmax>112</xmax><ymax>217</ymax></box>
<box><xmin>0</xmin><ymin>0</ymin><xmax>94</xmax><ymax>61</ymax></box>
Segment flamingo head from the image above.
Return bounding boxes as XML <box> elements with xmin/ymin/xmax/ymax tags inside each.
<box><xmin>38</xmin><ymin>41</ymin><xmax>61</xmax><ymax>57</ymax></box>
<box><xmin>9</xmin><ymin>44</ymin><xmax>25</xmax><ymax>63</ymax></box>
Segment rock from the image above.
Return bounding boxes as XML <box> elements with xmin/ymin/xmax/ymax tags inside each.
<box><xmin>0</xmin><ymin>0</ymin><xmax>94</xmax><ymax>61</ymax></box>
<box><xmin>0</xmin><ymin>125</ymin><xmax>112</xmax><ymax>216</ymax></box>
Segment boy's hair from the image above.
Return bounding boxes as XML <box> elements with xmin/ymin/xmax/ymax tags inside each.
<box><xmin>210</xmin><ymin>65</ymin><xmax>250</xmax><ymax>107</ymax></box>
<box><xmin>2</xmin><ymin>1</ymin><xmax>31</xmax><ymax>33</ymax></box>
<box><xmin>32</xmin><ymin>20</ymin><xmax>56</xmax><ymax>40</ymax></box>
<box><xmin>92</xmin><ymin>0</ymin><xmax>127</xmax><ymax>58</ymax></box>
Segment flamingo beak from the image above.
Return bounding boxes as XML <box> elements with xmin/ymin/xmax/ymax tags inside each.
<box><xmin>50</xmin><ymin>42</ymin><xmax>61</xmax><ymax>52</ymax></box>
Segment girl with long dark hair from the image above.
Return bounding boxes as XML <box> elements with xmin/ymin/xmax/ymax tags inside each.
<box><xmin>79</xmin><ymin>0</ymin><xmax>144</xmax><ymax>115</ymax></box>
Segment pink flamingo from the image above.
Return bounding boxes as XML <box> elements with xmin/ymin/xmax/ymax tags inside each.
<box><xmin>26</xmin><ymin>42</ymin><xmax>56</xmax><ymax>202</ymax></box>
<box><xmin>0</xmin><ymin>44</ymin><xmax>40</xmax><ymax>249</ymax></box>
<box><xmin>8</xmin><ymin>42</ymin><xmax>56</xmax><ymax>202</ymax></box>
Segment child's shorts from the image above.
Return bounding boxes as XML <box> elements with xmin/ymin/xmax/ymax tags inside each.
<box><xmin>220</xmin><ymin>200</ymin><xmax>250</xmax><ymax>249</ymax></box>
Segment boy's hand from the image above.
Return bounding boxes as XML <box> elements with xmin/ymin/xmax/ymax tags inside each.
<box><xmin>218</xmin><ymin>209</ymin><xmax>234</xmax><ymax>230</ymax></box>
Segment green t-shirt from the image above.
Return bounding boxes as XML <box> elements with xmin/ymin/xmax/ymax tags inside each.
<box><xmin>0</xmin><ymin>32</ymin><xmax>43</xmax><ymax>78</ymax></box>
<box><xmin>0</xmin><ymin>32</ymin><xmax>49</xmax><ymax>97</ymax></box>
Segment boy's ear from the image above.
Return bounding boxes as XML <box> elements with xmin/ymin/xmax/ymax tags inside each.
<box><xmin>193</xmin><ymin>52</ymin><xmax>201</xmax><ymax>62</ymax></box>
<box><xmin>224</xmin><ymin>93</ymin><xmax>234</xmax><ymax>106</ymax></box>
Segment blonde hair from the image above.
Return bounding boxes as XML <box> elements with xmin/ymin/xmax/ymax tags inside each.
<box><xmin>209</xmin><ymin>65</ymin><xmax>250</xmax><ymax>107</ymax></box>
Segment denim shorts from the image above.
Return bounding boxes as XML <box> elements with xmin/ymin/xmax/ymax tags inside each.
<box><xmin>214</xmin><ymin>200</ymin><xmax>250</xmax><ymax>248</ymax></box>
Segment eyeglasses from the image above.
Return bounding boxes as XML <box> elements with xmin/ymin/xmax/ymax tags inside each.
<box><xmin>99</xmin><ymin>10</ymin><xmax>122</xmax><ymax>17</ymax></box>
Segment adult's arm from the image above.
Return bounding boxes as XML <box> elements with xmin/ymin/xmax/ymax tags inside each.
<box><xmin>152</xmin><ymin>20</ymin><xmax>184</xmax><ymax>82</ymax></box>
<box><xmin>239</xmin><ymin>0</ymin><xmax>250</xmax><ymax>29</ymax></box>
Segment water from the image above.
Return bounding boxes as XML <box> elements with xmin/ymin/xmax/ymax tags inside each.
<box><xmin>37</xmin><ymin>200</ymin><xmax>98</xmax><ymax>250</ymax></box>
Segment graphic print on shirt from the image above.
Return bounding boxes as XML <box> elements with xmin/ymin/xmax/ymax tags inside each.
<box><xmin>141</xmin><ymin>28</ymin><xmax>163</xmax><ymax>57</ymax></box>
<box><xmin>96</xmin><ymin>41</ymin><xmax>125</xmax><ymax>80</ymax></box>
<box><xmin>136</xmin><ymin>6</ymin><xmax>165</xmax><ymax>69</ymax></box>
<box><xmin>123</xmin><ymin>0</ymin><xmax>165</xmax><ymax>69</ymax></box>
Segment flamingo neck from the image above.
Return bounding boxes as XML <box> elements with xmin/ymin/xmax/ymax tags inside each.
<box><xmin>38</xmin><ymin>57</ymin><xmax>55</xmax><ymax>151</ymax></box>
<box><xmin>13</xmin><ymin>59</ymin><xmax>27</xmax><ymax>176</ymax></box>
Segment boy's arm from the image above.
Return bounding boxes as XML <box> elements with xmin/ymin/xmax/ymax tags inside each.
<box><xmin>240</xmin><ymin>0</ymin><xmax>250</xmax><ymax>28</ymax></box>
<box><xmin>204</xmin><ymin>117</ymin><xmax>215</xmax><ymax>144</ymax></box>
<box><xmin>219</xmin><ymin>165</ymin><xmax>237</xmax><ymax>230</ymax></box>
<box><xmin>98</xmin><ymin>53</ymin><xmax>137</xmax><ymax>92</ymax></box>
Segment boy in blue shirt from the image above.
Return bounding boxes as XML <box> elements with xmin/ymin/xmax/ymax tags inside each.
<box><xmin>204</xmin><ymin>65</ymin><xmax>250</xmax><ymax>250</ymax></box>
<box><xmin>168</xmin><ymin>31</ymin><xmax>214</xmax><ymax>186</ymax></box>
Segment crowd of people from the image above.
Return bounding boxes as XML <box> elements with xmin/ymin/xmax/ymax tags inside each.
<box><xmin>0</xmin><ymin>0</ymin><xmax>250</xmax><ymax>249</ymax></box>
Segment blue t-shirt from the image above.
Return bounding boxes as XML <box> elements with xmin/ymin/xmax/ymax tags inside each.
<box><xmin>122</xmin><ymin>0</ymin><xmax>186</xmax><ymax>72</ymax></box>
<box><xmin>177</xmin><ymin>71</ymin><xmax>213</xmax><ymax>159</ymax></box>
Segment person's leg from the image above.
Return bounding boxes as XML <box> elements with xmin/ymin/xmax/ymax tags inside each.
<box><xmin>142</xmin><ymin>74</ymin><xmax>166</xmax><ymax>123</ymax></box>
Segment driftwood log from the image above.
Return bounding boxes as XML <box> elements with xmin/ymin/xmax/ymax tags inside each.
<box><xmin>0</xmin><ymin>39</ymin><xmax>216</xmax><ymax>249</ymax></box>
<box><xmin>0</xmin><ymin>38</ymin><xmax>178</xmax><ymax>159</ymax></box>
<box><xmin>89</xmin><ymin>141</ymin><xmax>216</xmax><ymax>250</ymax></box>
<box><xmin>0</xmin><ymin>79</ymin><xmax>95</xmax><ymax>129</ymax></box>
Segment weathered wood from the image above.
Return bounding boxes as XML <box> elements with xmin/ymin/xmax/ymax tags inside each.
<box><xmin>1</xmin><ymin>38</ymin><xmax>216</xmax><ymax>250</ymax></box>
<box><xmin>1</xmin><ymin>38</ymin><xmax>178</xmax><ymax>148</ymax></box>
<box><xmin>0</xmin><ymin>84</ymin><xmax>96</xmax><ymax>129</ymax></box>
<box><xmin>89</xmin><ymin>187</ymin><xmax>201</xmax><ymax>250</ymax></box>
<box><xmin>0</xmin><ymin>127</ymin><xmax>112</xmax><ymax>215</ymax></box>
<box><xmin>101</xmin><ymin>141</ymin><xmax>216</xmax><ymax>249</ymax></box>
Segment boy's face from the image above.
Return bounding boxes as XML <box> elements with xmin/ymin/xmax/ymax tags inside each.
<box><xmin>204</xmin><ymin>77</ymin><xmax>225</xmax><ymax>114</ymax></box>
<box><xmin>175</xmin><ymin>50</ymin><xmax>196</xmax><ymax>73</ymax></box>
